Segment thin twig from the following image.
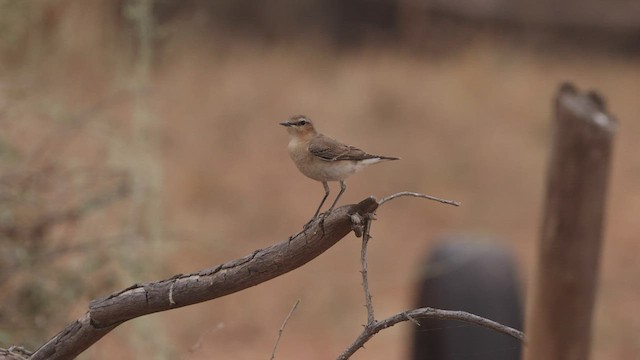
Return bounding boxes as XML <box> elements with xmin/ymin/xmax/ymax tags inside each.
<box><xmin>340</xmin><ymin>192</ymin><xmax>521</xmax><ymax>359</ymax></box>
<box><xmin>269</xmin><ymin>299</ymin><xmax>301</xmax><ymax>360</ymax></box>
<box><xmin>360</xmin><ymin>218</ymin><xmax>375</xmax><ymax>325</ymax></box>
<box><xmin>403</xmin><ymin>311</ymin><xmax>420</xmax><ymax>326</ymax></box>
<box><xmin>337</xmin><ymin>307</ymin><xmax>525</xmax><ymax>359</ymax></box>
<box><xmin>378</xmin><ymin>191</ymin><xmax>461</xmax><ymax>207</ymax></box>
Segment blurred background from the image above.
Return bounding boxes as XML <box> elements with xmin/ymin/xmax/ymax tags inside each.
<box><xmin>0</xmin><ymin>0</ymin><xmax>638</xmax><ymax>359</ymax></box>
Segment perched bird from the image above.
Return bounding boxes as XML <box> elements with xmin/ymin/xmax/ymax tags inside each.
<box><xmin>280</xmin><ymin>115</ymin><xmax>399</xmax><ymax>219</ymax></box>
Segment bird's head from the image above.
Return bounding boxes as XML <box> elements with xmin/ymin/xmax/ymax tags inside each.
<box><xmin>279</xmin><ymin>115</ymin><xmax>317</xmax><ymax>138</ymax></box>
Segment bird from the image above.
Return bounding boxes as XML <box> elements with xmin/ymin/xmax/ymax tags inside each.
<box><xmin>280</xmin><ymin>115</ymin><xmax>399</xmax><ymax>220</ymax></box>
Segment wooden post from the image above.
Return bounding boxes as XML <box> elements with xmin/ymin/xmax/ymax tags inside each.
<box><xmin>524</xmin><ymin>83</ymin><xmax>616</xmax><ymax>360</ymax></box>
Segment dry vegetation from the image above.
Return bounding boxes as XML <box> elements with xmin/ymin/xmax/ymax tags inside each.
<box><xmin>1</xmin><ymin>1</ymin><xmax>639</xmax><ymax>359</ymax></box>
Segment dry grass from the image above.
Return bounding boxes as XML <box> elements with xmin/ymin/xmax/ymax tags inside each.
<box><xmin>1</xmin><ymin>3</ymin><xmax>640</xmax><ymax>359</ymax></box>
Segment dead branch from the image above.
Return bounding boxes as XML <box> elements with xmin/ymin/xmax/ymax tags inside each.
<box><xmin>337</xmin><ymin>307</ymin><xmax>525</xmax><ymax>360</ymax></box>
<box><xmin>360</xmin><ymin>218</ymin><xmax>375</xmax><ymax>326</ymax></box>
<box><xmin>269</xmin><ymin>299</ymin><xmax>301</xmax><ymax>360</ymax></box>
<box><xmin>25</xmin><ymin>197</ymin><xmax>378</xmax><ymax>360</ymax></box>
<box><xmin>378</xmin><ymin>191</ymin><xmax>460</xmax><ymax>207</ymax></box>
<box><xmin>339</xmin><ymin>191</ymin><xmax>523</xmax><ymax>359</ymax></box>
<box><xmin>7</xmin><ymin>192</ymin><xmax>523</xmax><ymax>360</ymax></box>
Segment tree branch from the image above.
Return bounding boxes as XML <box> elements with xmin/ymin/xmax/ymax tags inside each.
<box><xmin>10</xmin><ymin>193</ymin><xmax>522</xmax><ymax>360</ymax></box>
<box><xmin>378</xmin><ymin>191</ymin><xmax>460</xmax><ymax>207</ymax></box>
<box><xmin>269</xmin><ymin>299</ymin><xmax>301</xmax><ymax>360</ymax></box>
<box><xmin>338</xmin><ymin>191</ymin><xmax>522</xmax><ymax>359</ymax></box>
<box><xmin>337</xmin><ymin>307</ymin><xmax>525</xmax><ymax>360</ymax></box>
<box><xmin>360</xmin><ymin>217</ymin><xmax>375</xmax><ymax>326</ymax></box>
<box><xmin>27</xmin><ymin>197</ymin><xmax>379</xmax><ymax>360</ymax></box>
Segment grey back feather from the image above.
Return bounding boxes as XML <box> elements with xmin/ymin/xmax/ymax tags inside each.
<box><xmin>309</xmin><ymin>135</ymin><xmax>398</xmax><ymax>162</ymax></box>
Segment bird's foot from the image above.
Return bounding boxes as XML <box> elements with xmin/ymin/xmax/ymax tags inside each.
<box><xmin>303</xmin><ymin>217</ymin><xmax>317</xmax><ymax>230</ymax></box>
<box><xmin>303</xmin><ymin>210</ymin><xmax>330</xmax><ymax>235</ymax></box>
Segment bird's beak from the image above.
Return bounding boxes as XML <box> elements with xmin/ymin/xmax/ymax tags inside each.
<box><xmin>279</xmin><ymin>121</ymin><xmax>293</xmax><ymax>127</ymax></box>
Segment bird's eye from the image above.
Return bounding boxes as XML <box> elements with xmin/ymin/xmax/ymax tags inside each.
<box><xmin>298</xmin><ymin>120</ymin><xmax>307</xmax><ymax>125</ymax></box>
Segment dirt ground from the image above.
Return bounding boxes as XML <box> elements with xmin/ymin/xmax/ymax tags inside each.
<box><xmin>2</xmin><ymin>4</ymin><xmax>639</xmax><ymax>359</ymax></box>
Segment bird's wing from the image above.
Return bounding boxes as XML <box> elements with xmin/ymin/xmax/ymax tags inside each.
<box><xmin>309</xmin><ymin>135</ymin><xmax>377</xmax><ymax>162</ymax></box>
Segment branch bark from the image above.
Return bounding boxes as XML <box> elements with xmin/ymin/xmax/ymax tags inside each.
<box><xmin>27</xmin><ymin>197</ymin><xmax>379</xmax><ymax>360</ymax></box>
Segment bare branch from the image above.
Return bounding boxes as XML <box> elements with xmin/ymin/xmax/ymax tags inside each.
<box><xmin>341</xmin><ymin>190</ymin><xmax>520</xmax><ymax>360</ymax></box>
<box><xmin>402</xmin><ymin>311</ymin><xmax>420</xmax><ymax>326</ymax></box>
<box><xmin>337</xmin><ymin>307</ymin><xmax>525</xmax><ymax>360</ymax></box>
<box><xmin>378</xmin><ymin>191</ymin><xmax>461</xmax><ymax>207</ymax></box>
<box><xmin>14</xmin><ymin>193</ymin><xmax>519</xmax><ymax>360</ymax></box>
<box><xmin>360</xmin><ymin>218</ymin><xmax>375</xmax><ymax>325</ymax></box>
<box><xmin>27</xmin><ymin>198</ymin><xmax>379</xmax><ymax>360</ymax></box>
<box><xmin>269</xmin><ymin>299</ymin><xmax>301</xmax><ymax>360</ymax></box>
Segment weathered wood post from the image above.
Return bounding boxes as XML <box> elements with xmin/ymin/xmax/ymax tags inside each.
<box><xmin>524</xmin><ymin>83</ymin><xmax>616</xmax><ymax>360</ymax></box>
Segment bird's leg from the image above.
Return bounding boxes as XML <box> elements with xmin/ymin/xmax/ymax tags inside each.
<box><xmin>313</xmin><ymin>181</ymin><xmax>331</xmax><ymax>218</ymax></box>
<box><xmin>304</xmin><ymin>182</ymin><xmax>330</xmax><ymax>230</ymax></box>
<box><xmin>314</xmin><ymin>181</ymin><xmax>345</xmax><ymax>233</ymax></box>
<box><xmin>327</xmin><ymin>180</ymin><xmax>346</xmax><ymax>212</ymax></box>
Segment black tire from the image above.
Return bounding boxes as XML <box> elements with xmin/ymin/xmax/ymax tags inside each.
<box><xmin>411</xmin><ymin>236</ymin><xmax>523</xmax><ymax>360</ymax></box>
